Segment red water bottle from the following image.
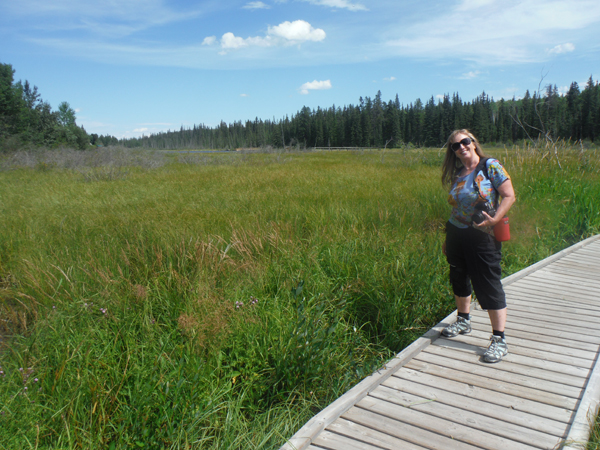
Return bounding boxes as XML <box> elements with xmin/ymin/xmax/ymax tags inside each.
<box><xmin>493</xmin><ymin>216</ymin><xmax>510</xmax><ymax>242</ymax></box>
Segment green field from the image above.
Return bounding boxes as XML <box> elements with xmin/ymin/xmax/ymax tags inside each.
<box><xmin>1</xmin><ymin>145</ymin><xmax>599</xmax><ymax>449</ymax></box>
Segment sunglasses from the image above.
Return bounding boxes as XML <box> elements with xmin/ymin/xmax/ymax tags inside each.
<box><xmin>451</xmin><ymin>137</ymin><xmax>472</xmax><ymax>151</ymax></box>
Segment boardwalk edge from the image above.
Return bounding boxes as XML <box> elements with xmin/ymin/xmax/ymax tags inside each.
<box><xmin>279</xmin><ymin>309</ymin><xmax>458</xmax><ymax>450</ymax></box>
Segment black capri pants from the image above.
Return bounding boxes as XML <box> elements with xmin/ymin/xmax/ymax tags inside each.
<box><xmin>445</xmin><ymin>221</ymin><xmax>506</xmax><ymax>310</ymax></box>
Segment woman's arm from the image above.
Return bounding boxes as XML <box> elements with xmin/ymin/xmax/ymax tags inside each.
<box><xmin>474</xmin><ymin>179</ymin><xmax>516</xmax><ymax>228</ymax></box>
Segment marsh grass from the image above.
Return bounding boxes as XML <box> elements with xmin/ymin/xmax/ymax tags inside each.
<box><xmin>0</xmin><ymin>145</ymin><xmax>599</xmax><ymax>449</ymax></box>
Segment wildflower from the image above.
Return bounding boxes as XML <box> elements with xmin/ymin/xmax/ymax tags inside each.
<box><xmin>52</xmin><ymin>305</ymin><xmax>56</xmax><ymax>310</ymax></box>
<box><xmin>19</xmin><ymin>368</ymin><xmax>23</xmax><ymax>372</ymax></box>
<box><xmin>235</xmin><ymin>301</ymin><xmax>244</xmax><ymax>309</ymax></box>
<box><xmin>250</xmin><ymin>296</ymin><xmax>259</xmax><ymax>306</ymax></box>
<box><xmin>24</xmin><ymin>387</ymin><xmax>28</xmax><ymax>391</ymax></box>
<box><xmin>34</xmin><ymin>378</ymin><xmax>38</xmax><ymax>383</ymax></box>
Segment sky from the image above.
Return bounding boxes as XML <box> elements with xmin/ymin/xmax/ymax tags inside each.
<box><xmin>1</xmin><ymin>0</ymin><xmax>599</xmax><ymax>139</ymax></box>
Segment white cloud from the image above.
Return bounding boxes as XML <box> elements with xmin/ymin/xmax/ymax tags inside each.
<box><xmin>383</xmin><ymin>76</ymin><xmax>396</xmax><ymax>81</ymax></box>
<box><xmin>548</xmin><ymin>42</ymin><xmax>575</xmax><ymax>54</ymax></box>
<box><xmin>435</xmin><ymin>94</ymin><xmax>444</xmax><ymax>100</ymax></box>
<box><xmin>202</xmin><ymin>36</ymin><xmax>217</xmax><ymax>46</ymax></box>
<box><xmin>301</xmin><ymin>0</ymin><xmax>368</xmax><ymax>11</ymax></box>
<box><xmin>240</xmin><ymin>93</ymin><xmax>249</xmax><ymax>97</ymax></box>
<box><xmin>268</xmin><ymin>20</ymin><xmax>326</xmax><ymax>41</ymax></box>
<box><xmin>133</xmin><ymin>127</ymin><xmax>149</xmax><ymax>132</ymax></box>
<box><xmin>243</xmin><ymin>1</ymin><xmax>270</xmax><ymax>8</ymax></box>
<box><xmin>216</xmin><ymin>20</ymin><xmax>326</xmax><ymax>53</ymax></box>
<box><xmin>299</xmin><ymin>79</ymin><xmax>332</xmax><ymax>94</ymax></box>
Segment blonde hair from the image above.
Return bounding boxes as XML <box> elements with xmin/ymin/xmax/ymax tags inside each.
<box><xmin>441</xmin><ymin>129</ymin><xmax>487</xmax><ymax>187</ymax></box>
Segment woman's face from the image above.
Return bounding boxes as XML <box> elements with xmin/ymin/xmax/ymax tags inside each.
<box><xmin>450</xmin><ymin>133</ymin><xmax>476</xmax><ymax>161</ymax></box>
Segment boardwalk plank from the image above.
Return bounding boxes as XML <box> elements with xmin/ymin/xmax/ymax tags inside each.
<box><xmin>434</xmin><ymin>336</ymin><xmax>593</xmax><ymax>377</ymax></box>
<box><xmin>312</xmin><ymin>430</ymin><xmax>387</xmax><ymax>450</ymax></box>
<box><xmin>404</xmin><ymin>353</ymin><xmax>578</xmax><ymax>409</ymax></box>
<box><xmin>510</xmin><ymin>279</ymin><xmax>600</xmax><ymax>300</ymax></box>
<box><xmin>380</xmin><ymin>375</ymin><xmax>568</xmax><ymax>437</ymax></box>
<box><xmin>421</xmin><ymin>344</ymin><xmax>587</xmax><ymax>388</ymax></box>
<box><xmin>508</xmin><ymin>297</ymin><xmax>600</xmax><ymax>317</ymax></box>
<box><xmin>327</xmin><ymin>419</ymin><xmax>431</xmax><ymax>450</ymax></box>
<box><xmin>355</xmin><ymin>396</ymin><xmax>542</xmax><ymax>450</ymax></box>
<box><xmin>396</xmin><ymin>365</ymin><xmax>574</xmax><ymax>423</ymax></box>
<box><xmin>455</xmin><ymin>329</ymin><xmax>596</xmax><ymax>365</ymax></box>
<box><xmin>414</xmin><ymin>349</ymin><xmax>582</xmax><ymax>398</ymax></box>
<box><xmin>370</xmin><ymin>384</ymin><xmax>561</xmax><ymax>449</ymax></box>
<box><xmin>469</xmin><ymin>317</ymin><xmax>600</xmax><ymax>352</ymax></box>
<box><xmin>342</xmin><ymin>407</ymin><xmax>486</xmax><ymax>450</ymax></box>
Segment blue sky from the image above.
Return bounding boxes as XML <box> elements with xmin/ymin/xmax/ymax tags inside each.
<box><xmin>1</xmin><ymin>0</ymin><xmax>599</xmax><ymax>139</ymax></box>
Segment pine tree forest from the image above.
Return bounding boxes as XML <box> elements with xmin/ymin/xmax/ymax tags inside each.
<box><xmin>122</xmin><ymin>79</ymin><xmax>600</xmax><ymax>150</ymax></box>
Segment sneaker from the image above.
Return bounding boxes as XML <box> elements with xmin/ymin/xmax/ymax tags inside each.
<box><xmin>483</xmin><ymin>335</ymin><xmax>508</xmax><ymax>363</ymax></box>
<box><xmin>441</xmin><ymin>316</ymin><xmax>471</xmax><ymax>337</ymax></box>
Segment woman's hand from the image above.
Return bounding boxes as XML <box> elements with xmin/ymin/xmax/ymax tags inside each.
<box><xmin>473</xmin><ymin>211</ymin><xmax>498</xmax><ymax>228</ymax></box>
<box><xmin>474</xmin><ymin>179</ymin><xmax>516</xmax><ymax>229</ymax></box>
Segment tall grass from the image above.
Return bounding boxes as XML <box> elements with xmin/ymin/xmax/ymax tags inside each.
<box><xmin>0</xmin><ymin>145</ymin><xmax>599</xmax><ymax>449</ymax></box>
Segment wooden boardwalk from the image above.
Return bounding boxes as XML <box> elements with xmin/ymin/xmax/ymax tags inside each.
<box><xmin>281</xmin><ymin>235</ymin><xmax>600</xmax><ymax>450</ymax></box>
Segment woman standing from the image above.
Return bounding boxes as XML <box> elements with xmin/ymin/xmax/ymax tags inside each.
<box><xmin>441</xmin><ymin>129</ymin><xmax>515</xmax><ymax>363</ymax></box>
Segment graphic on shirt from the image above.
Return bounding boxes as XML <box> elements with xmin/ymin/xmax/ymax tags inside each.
<box><xmin>448</xmin><ymin>159</ymin><xmax>509</xmax><ymax>228</ymax></box>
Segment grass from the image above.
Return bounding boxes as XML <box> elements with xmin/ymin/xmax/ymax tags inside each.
<box><xmin>0</xmin><ymin>144</ymin><xmax>599</xmax><ymax>449</ymax></box>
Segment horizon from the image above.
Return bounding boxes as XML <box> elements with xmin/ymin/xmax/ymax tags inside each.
<box><xmin>1</xmin><ymin>0</ymin><xmax>599</xmax><ymax>139</ymax></box>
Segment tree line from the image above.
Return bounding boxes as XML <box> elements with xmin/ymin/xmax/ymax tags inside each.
<box><xmin>122</xmin><ymin>78</ymin><xmax>599</xmax><ymax>150</ymax></box>
<box><xmin>1</xmin><ymin>59</ymin><xmax>599</xmax><ymax>152</ymax></box>
<box><xmin>0</xmin><ymin>62</ymin><xmax>116</xmax><ymax>151</ymax></box>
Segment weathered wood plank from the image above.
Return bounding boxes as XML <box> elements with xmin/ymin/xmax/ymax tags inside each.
<box><xmin>507</xmin><ymin>297</ymin><xmax>600</xmax><ymax>317</ymax></box>
<box><xmin>414</xmin><ymin>349</ymin><xmax>582</xmax><ymax>398</ymax></box>
<box><xmin>527</xmin><ymin>271</ymin><xmax>600</xmax><ymax>289</ymax></box>
<box><xmin>469</xmin><ymin>317</ymin><xmax>600</xmax><ymax>352</ymax></box>
<box><xmin>464</xmin><ymin>328</ymin><xmax>597</xmax><ymax>362</ymax></box>
<box><xmin>396</xmin><ymin>365</ymin><xmax>574</xmax><ymax>423</ymax></box>
<box><xmin>342</xmin><ymin>407</ymin><xmax>486</xmax><ymax>450</ymax></box>
<box><xmin>403</xmin><ymin>353</ymin><xmax>578</xmax><ymax>409</ymax></box>
<box><xmin>355</xmin><ymin>396</ymin><xmax>542</xmax><ymax>450</ymax></box>
<box><xmin>434</xmin><ymin>335</ymin><xmax>593</xmax><ymax>377</ymax></box>
<box><xmin>503</xmin><ymin>288</ymin><xmax>600</xmax><ymax>309</ymax></box>
<box><xmin>326</xmin><ymin>419</ymin><xmax>431</xmax><ymax>450</ymax></box>
<box><xmin>509</xmin><ymin>279</ymin><xmax>600</xmax><ymax>299</ymax></box>
<box><xmin>369</xmin><ymin>384</ymin><xmax>561</xmax><ymax>448</ymax></box>
<box><xmin>507</xmin><ymin>308</ymin><xmax>600</xmax><ymax>332</ymax></box>
<box><xmin>380</xmin><ymin>375</ymin><xmax>568</xmax><ymax>437</ymax></box>
<box><xmin>312</xmin><ymin>429</ymin><xmax>387</xmax><ymax>450</ymax></box>
<box><xmin>421</xmin><ymin>344</ymin><xmax>587</xmax><ymax>388</ymax></box>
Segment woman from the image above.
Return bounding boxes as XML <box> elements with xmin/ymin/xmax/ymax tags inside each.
<box><xmin>441</xmin><ymin>129</ymin><xmax>515</xmax><ymax>363</ymax></box>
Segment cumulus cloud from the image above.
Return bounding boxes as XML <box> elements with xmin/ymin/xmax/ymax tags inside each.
<box><xmin>243</xmin><ymin>1</ymin><xmax>270</xmax><ymax>9</ymax></box>
<box><xmin>210</xmin><ymin>20</ymin><xmax>326</xmax><ymax>53</ymax></box>
<box><xmin>268</xmin><ymin>20</ymin><xmax>326</xmax><ymax>41</ymax></box>
<box><xmin>301</xmin><ymin>0</ymin><xmax>367</xmax><ymax>11</ymax></box>
<box><xmin>548</xmin><ymin>42</ymin><xmax>575</xmax><ymax>54</ymax></box>
<box><xmin>299</xmin><ymin>79</ymin><xmax>332</xmax><ymax>94</ymax></box>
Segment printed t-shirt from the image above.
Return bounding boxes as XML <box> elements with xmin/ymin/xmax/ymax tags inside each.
<box><xmin>447</xmin><ymin>158</ymin><xmax>510</xmax><ymax>229</ymax></box>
